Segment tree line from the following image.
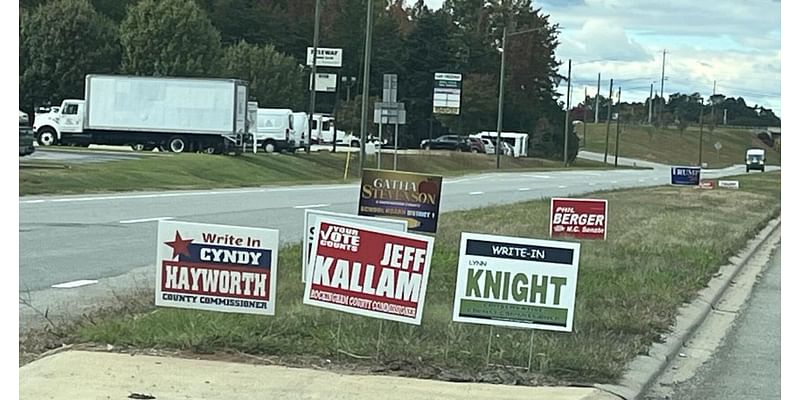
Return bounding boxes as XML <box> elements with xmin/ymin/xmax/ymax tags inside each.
<box><xmin>570</xmin><ymin>92</ymin><xmax>781</xmax><ymax>131</ymax></box>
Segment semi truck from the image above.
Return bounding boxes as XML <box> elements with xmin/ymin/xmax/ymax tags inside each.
<box><xmin>33</xmin><ymin>75</ymin><xmax>250</xmax><ymax>154</ymax></box>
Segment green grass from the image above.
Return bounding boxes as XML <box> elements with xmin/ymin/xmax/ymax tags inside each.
<box><xmin>70</xmin><ymin>171</ymin><xmax>780</xmax><ymax>384</ymax></box>
<box><xmin>579</xmin><ymin>123</ymin><xmax>781</xmax><ymax>168</ymax></box>
<box><xmin>19</xmin><ymin>151</ymin><xmax>622</xmax><ymax>196</ymax></box>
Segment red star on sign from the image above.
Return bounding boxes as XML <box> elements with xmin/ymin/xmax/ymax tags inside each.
<box><xmin>164</xmin><ymin>231</ymin><xmax>193</xmax><ymax>259</ymax></box>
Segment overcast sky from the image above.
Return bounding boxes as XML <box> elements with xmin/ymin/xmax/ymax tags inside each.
<box><xmin>423</xmin><ymin>0</ymin><xmax>782</xmax><ymax>116</ymax></box>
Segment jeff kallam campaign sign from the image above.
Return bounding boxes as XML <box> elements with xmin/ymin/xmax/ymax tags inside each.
<box><xmin>303</xmin><ymin>210</ymin><xmax>408</xmax><ymax>283</ymax></box>
<box><xmin>156</xmin><ymin>220</ymin><xmax>279</xmax><ymax>315</ymax></box>
<box><xmin>303</xmin><ymin>216</ymin><xmax>435</xmax><ymax>325</ymax></box>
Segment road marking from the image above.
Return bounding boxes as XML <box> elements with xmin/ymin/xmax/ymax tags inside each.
<box><xmin>469</xmin><ymin>191</ymin><xmax>485</xmax><ymax>195</ymax></box>
<box><xmin>638</xmin><ymin>179</ymin><xmax>645</xmax><ymax>182</ymax></box>
<box><xmin>51</xmin><ymin>279</ymin><xmax>99</xmax><ymax>289</ymax></box>
<box><xmin>528</xmin><ymin>175</ymin><xmax>552</xmax><ymax>179</ymax></box>
<box><xmin>293</xmin><ymin>203</ymin><xmax>331</xmax><ymax>209</ymax></box>
<box><xmin>518</xmin><ymin>188</ymin><xmax>531</xmax><ymax>191</ymax></box>
<box><xmin>611</xmin><ymin>181</ymin><xmax>619</xmax><ymax>184</ymax></box>
<box><xmin>119</xmin><ymin>216</ymin><xmax>174</xmax><ymax>224</ymax></box>
<box><xmin>558</xmin><ymin>185</ymin><xmax>568</xmax><ymax>188</ymax></box>
<box><xmin>20</xmin><ymin>186</ymin><xmax>353</xmax><ymax>204</ymax></box>
<box><xmin>589</xmin><ymin>182</ymin><xmax>597</xmax><ymax>186</ymax></box>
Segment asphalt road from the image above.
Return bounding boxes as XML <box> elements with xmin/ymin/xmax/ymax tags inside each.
<box><xmin>670</xmin><ymin>245</ymin><xmax>781</xmax><ymax>400</ymax></box>
<box><xmin>18</xmin><ymin>153</ymin><xmax>777</xmax><ymax>293</ymax></box>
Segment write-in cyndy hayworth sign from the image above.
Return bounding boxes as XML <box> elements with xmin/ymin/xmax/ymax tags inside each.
<box><xmin>155</xmin><ymin>220</ymin><xmax>279</xmax><ymax>316</ymax></box>
<box><xmin>303</xmin><ymin>217</ymin><xmax>435</xmax><ymax>325</ymax></box>
<box><xmin>452</xmin><ymin>232</ymin><xmax>580</xmax><ymax>332</ymax></box>
<box><xmin>358</xmin><ymin>168</ymin><xmax>443</xmax><ymax>233</ymax></box>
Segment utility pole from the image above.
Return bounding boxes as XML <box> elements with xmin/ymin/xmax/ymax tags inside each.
<box><xmin>594</xmin><ymin>73</ymin><xmax>601</xmax><ymax>124</ymax></box>
<box><xmin>710</xmin><ymin>80</ymin><xmax>717</xmax><ymax>133</ymax></box>
<box><xmin>614</xmin><ymin>86</ymin><xmax>621</xmax><ymax>167</ymax></box>
<box><xmin>659</xmin><ymin>49</ymin><xmax>666</xmax><ymax>125</ymax></box>
<box><xmin>358</xmin><ymin>0</ymin><xmax>374</xmax><ymax>174</ymax></box>
<box><xmin>307</xmin><ymin>0</ymin><xmax>321</xmax><ymax>154</ymax></box>
<box><xmin>698</xmin><ymin>104</ymin><xmax>705</xmax><ymax>166</ymax></box>
<box><xmin>648</xmin><ymin>82</ymin><xmax>653</xmax><ymax>124</ymax></box>
<box><xmin>563</xmin><ymin>59</ymin><xmax>572</xmax><ymax>166</ymax></box>
<box><xmin>583</xmin><ymin>87</ymin><xmax>588</xmax><ymax>147</ymax></box>
<box><xmin>495</xmin><ymin>26</ymin><xmax>508</xmax><ymax>169</ymax></box>
<box><xmin>604</xmin><ymin>78</ymin><xmax>613</xmax><ymax>164</ymax></box>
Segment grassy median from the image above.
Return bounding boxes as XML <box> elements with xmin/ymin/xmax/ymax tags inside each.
<box><xmin>68</xmin><ymin>172</ymin><xmax>780</xmax><ymax>385</ymax></box>
<box><xmin>20</xmin><ymin>151</ymin><xmax>616</xmax><ymax>196</ymax></box>
<box><xmin>580</xmin><ymin>123</ymin><xmax>781</xmax><ymax>168</ymax></box>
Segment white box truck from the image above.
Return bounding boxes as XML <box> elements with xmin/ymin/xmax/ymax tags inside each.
<box><xmin>33</xmin><ymin>74</ymin><xmax>250</xmax><ymax>154</ymax></box>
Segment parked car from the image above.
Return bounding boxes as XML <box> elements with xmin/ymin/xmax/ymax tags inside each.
<box><xmin>19</xmin><ymin>110</ymin><xmax>35</xmax><ymax>156</ymax></box>
<box><xmin>466</xmin><ymin>137</ymin><xmax>485</xmax><ymax>153</ymax></box>
<box><xmin>481</xmin><ymin>138</ymin><xmax>496</xmax><ymax>155</ymax></box>
<box><xmin>420</xmin><ymin>135</ymin><xmax>468</xmax><ymax>151</ymax></box>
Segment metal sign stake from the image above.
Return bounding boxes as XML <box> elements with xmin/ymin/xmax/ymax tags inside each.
<box><xmin>526</xmin><ymin>330</ymin><xmax>535</xmax><ymax>372</ymax></box>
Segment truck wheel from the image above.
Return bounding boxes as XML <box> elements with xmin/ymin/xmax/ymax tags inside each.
<box><xmin>37</xmin><ymin>128</ymin><xmax>57</xmax><ymax>146</ymax></box>
<box><xmin>168</xmin><ymin>136</ymin><xmax>187</xmax><ymax>153</ymax></box>
<box><xmin>263</xmin><ymin>140</ymin><xmax>277</xmax><ymax>153</ymax></box>
<box><xmin>131</xmin><ymin>143</ymin><xmax>146</xmax><ymax>151</ymax></box>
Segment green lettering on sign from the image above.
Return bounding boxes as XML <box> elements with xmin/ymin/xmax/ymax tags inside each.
<box><xmin>459</xmin><ymin>299</ymin><xmax>568</xmax><ymax>327</ymax></box>
<box><xmin>465</xmin><ymin>268</ymin><xmax>483</xmax><ymax>298</ymax></box>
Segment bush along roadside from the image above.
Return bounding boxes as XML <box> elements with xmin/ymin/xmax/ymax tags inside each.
<box><xmin>38</xmin><ymin>172</ymin><xmax>780</xmax><ymax>385</ymax></box>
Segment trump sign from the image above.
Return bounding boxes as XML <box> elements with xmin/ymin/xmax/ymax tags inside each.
<box><xmin>156</xmin><ymin>220</ymin><xmax>279</xmax><ymax>315</ymax></box>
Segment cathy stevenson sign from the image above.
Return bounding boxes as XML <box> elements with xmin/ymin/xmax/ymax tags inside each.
<box><xmin>452</xmin><ymin>233</ymin><xmax>580</xmax><ymax>332</ymax></box>
<box><xmin>671</xmin><ymin>166</ymin><xmax>701</xmax><ymax>186</ymax></box>
<box><xmin>156</xmin><ymin>220</ymin><xmax>279</xmax><ymax>315</ymax></box>
<box><xmin>302</xmin><ymin>210</ymin><xmax>408</xmax><ymax>282</ymax></box>
<box><xmin>358</xmin><ymin>168</ymin><xmax>443</xmax><ymax>233</ymax></box>
<box><xmin>303</xmin><ymin>217</ymin><xmax>435</xmax><ymax>325</ymax></box>
<box><xmin>550</xmin><ymin>198</ymin><xmax>607</xmax><ymax>240</ymax></box>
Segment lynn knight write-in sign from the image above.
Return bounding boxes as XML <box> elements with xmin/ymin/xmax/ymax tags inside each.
<box><xmin>358</xmin><ymin>169</ymin><xmax>443</xmax><ymax>233</ymax></box>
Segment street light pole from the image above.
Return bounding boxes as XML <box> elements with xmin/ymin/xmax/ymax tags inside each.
<box><xmin>563</xmin><ymin>58</ymin><xmax>571</xmax><ymax>166</ymax></box>
<box><xmin>307</xmin><ymin>0</ymin><xmax>321</xmax><ymax>155</ymax></box>
<box><xmin>358</xmin><ymin>0</ymin><xmax>374</xmax><ymax>174</ymax></box>
<box><xmin>495</xmin><ymin>26</ymin><xmax>507</xmax><ymax>169</ymax></box>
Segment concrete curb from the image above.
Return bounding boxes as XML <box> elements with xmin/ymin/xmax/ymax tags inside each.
<box><xmin>593</xmin><ymin>217</ymin><xmax>781</xmax><ymax>400</ymax></box>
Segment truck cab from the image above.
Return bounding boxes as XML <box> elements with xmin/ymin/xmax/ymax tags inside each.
<box><xmin>745</xmin><ymin>148</ymin><xmax>766</xmax><ymax>172</ymax></box>
<box><xmin>33</xmin><ymin>99</ymin><xmax>85</xmax><ymax>146</ymax></box>
<box><xmin>19</xmin><ymin>110</ymin><xmax>35</xmax><ymax>156</ymax></box>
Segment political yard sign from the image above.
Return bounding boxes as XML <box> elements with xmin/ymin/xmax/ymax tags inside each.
<box><xmin>358</xmin><ymin>168</ymin><xmax>443</xmax><ymax>233</ymax></box>
<box><xmin>452</xmin><ymin>233</ymin><xmax>580</xmax><ymax>332</ymax></box>
<box><xmin>671</xmin><ymin>166</ymin><xmax>701</xmax><ymax>186</ymax></box>
<box><xmin>303</xmin><ymin>217</ymin><xmax>435</xmax><ymax>325</ymax></box>
<box><xmin>550</xmin><ymin>198</ymin><xmax>607</xmax><ymax>240</ymax></box>
<box><xmin>302</xmin><ymin>209</ymin><xmax>408</xmax><ymax>282</ymax></box>
<box><xmin>156</xmin><ymin>220</ymin><xmax>279</xmax><ymax>315</ymax></box>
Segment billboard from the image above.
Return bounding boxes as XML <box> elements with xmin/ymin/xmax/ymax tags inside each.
<box><xmin>309</xmin><ymin>73</ymin><xmax>338</xmax><ymax>92</ymax></box>
<box><xmin>433</xmin><ymin>72</ymin><xmax>462</xmax><ymax>115</ymax></box>
<box><xmin>303</xmin><ymin>210</ymin><xmax>408</xmax><ymax>282</ymax></box>
<box><xmin>550</xmin><ymin>198</ymin><xmax>608</xmax><ymax>240</ymax></box>
<box><xmin>155</xmin><ymin>220</ymin><xmax>279</xmax><ymax>315</ymax></box>
<box><xmin>306</xmin><ymin>47</ymin><xmax>343</xmax><ymax>67</ymax></box>
<box><xmin>303</xmin><ymin>217</ymin><xmax>435</xmax><ymax>325</ymax></box>
<box><xmin>452</xmin><ymin>233</ymin><xmax>581</xmax><ymax>332</ymax></box>
<box><xmin>671</xmin><ymin>166</ymin><xmax>701</xmax><ymax>186</ymax></box>
<box><xmin>358</xmin><ymin>169</ymin><xmax>443</xmax><ymax>233</ymax></box>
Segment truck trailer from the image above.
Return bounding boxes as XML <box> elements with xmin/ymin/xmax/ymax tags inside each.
<box><xmin>34</xmin><ymin>75</ymin><xmax>250</xmax><ymax>154</ymax></box>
